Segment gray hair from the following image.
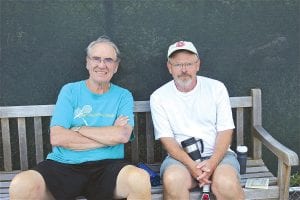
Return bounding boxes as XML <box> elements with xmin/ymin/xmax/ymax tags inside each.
<box><xmin>86</xmin><ymin>36</ymin><xmax>120</xmax><ymax>61</ymax></box>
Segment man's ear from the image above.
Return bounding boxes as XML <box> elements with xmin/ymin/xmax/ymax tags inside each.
<box><xmin>167</xmin><ymin>61</ymin><xmax>173</xmax><ymax>74</ymax></box>
<box><xmin>196</xmin><ymin>59</ymin><xmax>201</xmax><ymax>72</ymax></box>
<box><xmin>114</xmin><ymin>65</ymin><xmax>118</xmax><ymax>73</ymax></box>
<box><xmin>86</xmin><ymin>57</ymin><xmax>90</xmax><ymax>70</ymax></box>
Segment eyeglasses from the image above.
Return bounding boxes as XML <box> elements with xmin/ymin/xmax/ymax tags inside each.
<box><xmin>88</xmin><ymin>56</ymin><xmax>117</xmax><ymax>66</ymax></box>
<box><xmin>169</xmin><ymin>59</ymin><xmax>199</xmax><ymax>69</ymax></box>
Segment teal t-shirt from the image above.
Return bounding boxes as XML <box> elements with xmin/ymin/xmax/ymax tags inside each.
<box><xmin>47</xmin><ymin>80</ymin><xmax>134</xmax><ymax>164</ymax></box>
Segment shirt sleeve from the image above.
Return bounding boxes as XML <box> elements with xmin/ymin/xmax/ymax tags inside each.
<box><xmin>117</xmin><ymin>90</ymin><xmax>134</xmax><ymax>127</ymax></box>
<box><xmin>50</xmin><ymin>84</ymin><xmax>74</xmax><ymax>128</ymax></box>
<box><xmin>117</xmin><ymin>90</ymin><xmax>134</xmax><ymax>141</ymax></box>
<box><xmin>215</xmin><ymin>83</ymin><xmax>235</xmax><ymax>132</ymax></box>
<box><xmin>150</xmin><ymin>93</ymin><xmax>174</xmax><ymax>140</ymax></box>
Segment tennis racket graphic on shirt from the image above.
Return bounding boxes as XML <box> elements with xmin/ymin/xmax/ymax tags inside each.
<box><xmin>74</xmin><ymin>105</ymin><xmax>92</xmax><ymax>126</ymax></box>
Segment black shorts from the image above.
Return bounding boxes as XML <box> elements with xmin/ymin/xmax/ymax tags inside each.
<box><xmin>33</xmin><ymin>159</ymin><xmax>130</xmax><ymax>200</ymax></box>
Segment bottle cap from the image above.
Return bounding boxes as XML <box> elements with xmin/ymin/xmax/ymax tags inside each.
<box><xmin>203</xmin><ymin>184</ymin><xmax>210</xmax><ymax>193</ymax></box>
<box><xmin>237</xmin><ymin>145</ymin><xmax>248</xmax><ymax>153</ymax></box>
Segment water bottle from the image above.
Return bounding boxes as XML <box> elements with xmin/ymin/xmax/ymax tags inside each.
<box><xmin>201</xmin><ymin>184</ymin><xmax>211</xmax><ymax>200</ymax></box>
<box><xmin>137</xmin><ymin>162</ymin><xmax>161</xmax><ymax>186</ymax></box>
<box><xmin>237</xmin><ymin>145</ymin><xmax>248</xmax><ymax>174</ymax></box>
<box><xmin>181</xmin><ymin>137</ymin><xmax>204</xmax><ymax>163</ymax></box>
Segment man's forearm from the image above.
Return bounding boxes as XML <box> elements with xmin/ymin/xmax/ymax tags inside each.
<box><xmin>50</xmin><ymin>126</ymin><xmax>106</xmax><ymax>150</ymax></box>
<box><xmin>210</xmin><ymin>129</ymin><xmax>233</xmax><ymax>167</ymax></box>
<box><xmin>67</xmin><ymin>133</ymin><xmax>106</xmax><ymax>151</ymax></box>
<box><xmin>160</xmin><ymin>137</ymin><xmax>196</xmax><ymax>168</ymax></box>
<box><xmin>78</xmin><ymin>125</ymin><xmax>133</xmax><ymax>146</ymax></box>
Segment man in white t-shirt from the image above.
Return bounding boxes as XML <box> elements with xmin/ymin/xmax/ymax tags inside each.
<box><xmin>150</xmin><ymin>41</ymin><xmax>244</xmax><ymax>200</ymax></box>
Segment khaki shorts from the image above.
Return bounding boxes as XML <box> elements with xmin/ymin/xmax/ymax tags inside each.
<box><xmin>160</xmin><ymin>151</ymin><xmax>240</xmax><ymax>179</ymax></box>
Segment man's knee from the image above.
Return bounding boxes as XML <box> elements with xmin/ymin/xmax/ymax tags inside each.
<box><xmin>212</xmin><ymin>165</ymin><xmax>244</xmax><ymax>199</ymax></box>
<box><xmin>163</xmin><ymin>166</ymin><xmax>182</xmax><ymax>185</ymax></box>
<box><xmin>127</xmin><ymin>166</ymin><xmax>150</xmax><ymax>185</ymax></box>
<box><xmin>163</xmin><ymin>165</ymin><xmax>192</xmax><ymax>189</ymax></box>
<box><xmin>9</xmin><ymin>170</ymin><xmax>47</xmax><ymax>197</ymax></box>
<box><xmin>10</xmin><ymin>170</ymin><xmax>44</xmax><ymax>190</ymax></box>
<box><xmin>162</xmin><ymin>165</ymin><xmax>193</xmax><ymax>200</ymax></box>
<box><xmin>212</xmin><ymin>174</ymin><xmax>238</xmax><ymax>191</ymax></box>
<box><xmin>120</xmin><ymin>165</ymin><xmax>151</xmax><ymax>192</ymax></box>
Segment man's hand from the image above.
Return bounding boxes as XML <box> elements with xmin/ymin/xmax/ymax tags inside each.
<box><xmin>114</xmin><ymin>115</ymin><xmax>129</xmax><ymax>127</ymax></box>
<box><xmin>186</xmin><ymin>161</ymin><xmax>208</xmax><ymax>181</ymax></box>
<box><xmin>196</xmin><ymin>159</ymin><xmax>216</xmax><ymax>187</ymax></box>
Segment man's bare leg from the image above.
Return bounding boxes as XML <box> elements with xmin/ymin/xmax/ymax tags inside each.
<box><xmin>114</xmin><ymin>165</ymin><xmax>151</xmax><ymax>200</ymax></box>
<box><xmin>211</xmin><ymin>164</ymin><xmax>244</xmax><ymax>200</ymax></box>
<box><xmin>162</xmin><ymin>164</ymin><xmax>196</xmax><ymax>200</ymax></box>
<box><xmin>9</xmin><ymin>170</ymin><xmax>54</xmax><ymax>200</ymax></box>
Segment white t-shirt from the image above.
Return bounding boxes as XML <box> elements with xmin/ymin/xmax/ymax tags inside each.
<box><xmin>150</xmin><ymin>76</ymin><xmax>235</xmax><ymax>156</ymax></box>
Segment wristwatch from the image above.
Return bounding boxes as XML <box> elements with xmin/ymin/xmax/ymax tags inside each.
<box><xmin>72</xmin><ymin>126</ymin><xmax>82</xmax><ymax>133</ymax></box>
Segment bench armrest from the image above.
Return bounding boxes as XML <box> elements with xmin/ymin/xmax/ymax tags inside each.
<box><xmin>253</xmin><ymin>125</ymin><xmax>299</xmax><ymax>166</ymax></box>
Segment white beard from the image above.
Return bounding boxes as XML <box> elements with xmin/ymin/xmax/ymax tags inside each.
<box><xmin>174</xmin><ymin>76</ymin><xmax>193</xmax><ymax>91</ymax></box>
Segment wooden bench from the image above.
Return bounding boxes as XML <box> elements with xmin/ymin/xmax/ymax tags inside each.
<box><xmin>0</xmin><ymin>88</ymin><xmax>298</xmax><ymax>199</ymax></box>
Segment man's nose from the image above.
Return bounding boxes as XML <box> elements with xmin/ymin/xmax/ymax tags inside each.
<box><xmin>96</xmin><ymin>60</ymin><xmax>107</xmax><ymax>68</ymax></box>
<box><xmin>181</xmin><ymin>64</ymin><xmax>188</xmax><ymax>71</ymax></box>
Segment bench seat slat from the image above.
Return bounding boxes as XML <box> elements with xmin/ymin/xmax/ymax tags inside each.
<box><xmin>0</xmin><ymin>181</ymin><xmax>11</xmax><ymax>188</ymax></box>
<box><xmin>0</xmin><ymin>171</ymin><xmax>20</xmax><ymax>180</ymax></box>
<box><xmin>246</xmin><ymin>159</ymin><xmax>264</xmax><ymax>166</ymax></box>
<box><xmin>245</xmin><ymin>166</ymin><xmax>269</xmax><ymax>173</ymax></box>
<box><xmin>0</xmin><ymin>193</ymin><xmax>9</xmax><ymax>196</ymax></box>
<box><xmin>0</xmin><ymin>191</ymin><xmax>9</xmax><ymax>197</ymax></box>
<box><xmin>242</xmin><ymin>172</ymin><xmax>274</xmax><ymax>179</ymax></box>
<box><xmin>240</xmin><ymin>177</ymin><xmax>277</xmax><ymax>186</ymax></box>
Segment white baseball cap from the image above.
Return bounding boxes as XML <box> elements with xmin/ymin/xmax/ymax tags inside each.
<box><xmin>167</xmin><ymin>41</ymin><xmax>198</xmax><ymax>58</ymax></box>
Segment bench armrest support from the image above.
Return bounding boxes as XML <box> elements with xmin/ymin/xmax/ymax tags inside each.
<box><xmin>253</xmin><ymin>124</ymin><xmax>299</xmax><ymax>199</ymax></box>
<box><xmin>253</xmin><ymin>125</ymin><xmax>299</xmax><ymax>166</ymax></box>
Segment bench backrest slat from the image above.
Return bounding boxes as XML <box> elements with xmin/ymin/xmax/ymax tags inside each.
<box><xmin>18</xmin><ymin>118</ymin><xmax>28</xmax><ymax>170</ymax></box>
<box><xmin>1</xmin><ymin>118</ymin><xmax>12</xmax><ymax>171</ymax></box>
<box><xmin>146</xmin><ymin>112</ymin><xmax>154</xmax><ymax>163</ymax></box>
<box><xmin>134</xmin><ymin>101</ymin><xmax>150</xmax><ymax>112</ymax></box>
<box><xmin>1</xmin><ymin>92</ymin><xmax>260</xmax><ymax>171</ymax></box>
<box><xmin>34</xmin><ymin>117</ymin><xmax>44</xmax><ymax>163</ymax></box>
<box><xmin>0</xmin><ymin>105</ymin><xmax>54</xmax><ymax>118</ymax></box>
<box><xmin>131</xmin><ymin>114</ymin><xmax>140</xmax><ymax>163</ymax></box>
<box><xmin>236</xmin><ymin>107</ymin><xmax>244</xmax><ymax>146</ymax></box>
<box><xmin>230</xmin><ymin>96</ymin><xmax>252</xmax><ymax>108</ymax></box>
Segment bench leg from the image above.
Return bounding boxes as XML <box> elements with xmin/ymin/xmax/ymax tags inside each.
<box><xmin>277</xmin><ymin>160</ymin><xmax>291</xmax><ymax>200</ymax></box>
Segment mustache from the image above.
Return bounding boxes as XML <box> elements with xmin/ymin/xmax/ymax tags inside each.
<box><xmin>178</xmin><ymin>73</ymin><xmax>192</xmax><ymax>78</ymax></box>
